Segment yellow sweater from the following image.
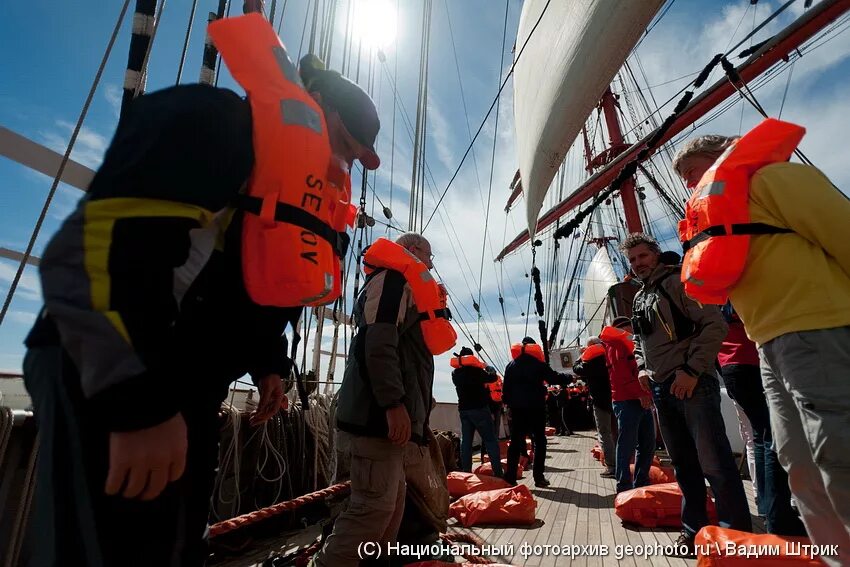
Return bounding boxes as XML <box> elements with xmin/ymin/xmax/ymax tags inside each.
<box><xmin>728</xmin><ymin>162</ymin><xmax>850</xmax><ymax>345</ymax></box>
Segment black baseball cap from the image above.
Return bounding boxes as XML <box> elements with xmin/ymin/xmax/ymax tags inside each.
<box><xmin>299</xmin><ymin>55</ymin><xmax>381</xmax><ymax>170</ymax></box>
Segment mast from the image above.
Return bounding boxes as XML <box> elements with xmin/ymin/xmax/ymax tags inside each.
<box><xmin>599</xmin><ymin>88</ymin><xmax>642</xmax><ymax>234</ymax></box>
<box><xmin>121</xmin><ymin>0</ymin><xmax>157</xmax><ymax>118</ymax></box>
<box><xmin>497</xmin><ymin>0</ymin><xmax>850</xmax><ymax>260</ymax></box>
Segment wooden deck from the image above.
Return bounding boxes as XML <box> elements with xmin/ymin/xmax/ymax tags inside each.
<box><xmin>448</xmin><ymin>431</ymin><xmax>765</xmax><ymax>566</ymax></box>
<box><xmin>211</xmin><ymin>431</ymin><xmax>764</xmax><ymax>566</ymax></box>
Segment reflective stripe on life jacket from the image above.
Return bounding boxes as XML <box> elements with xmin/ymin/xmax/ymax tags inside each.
<box><xmin>677</xmin><ymin>118</ymin><xmax>803</xmax><ymax>305</ymax></box>
<box><xmin>510</xmin><ymin>342</ymin><xmax>545</xmax><ymax>362</ymax></box>
<box><xmin>210</xmin><ymin>14</ymin><xmax>357</xmax><ymax>307</ymax></box>
<box><xmin>450</xmin><ymin>354</ymin><xmax>485</xmax><ymax>369</ymax></box>
<box><xmin>363</xmin><ymin>237</ymin><xmax>457</xmax><ymax>355</ymax></box>
<box><xmin>486</xmin><ymin>377</ymin><xmax>503</xmax><ymax>403</ymax></box>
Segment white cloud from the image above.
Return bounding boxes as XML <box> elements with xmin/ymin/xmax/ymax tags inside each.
<box><xmin>6</xmin><ymin>310</ymin><xmax>37</xmax><ymax>326</ymax></box>
<box><xmin>104</xmin><ymin>84</ymin><xmax>122</xmax><ymax>119</ymax></box>
<box><xmin>39</xmin><ymin>119</ymin><xmax>108</xmax><ymax>170</ymax></box>
<box><xmin>0</xmin><ymin>260</ymin><xmax>42</xmax><ymax>303</ymax></box>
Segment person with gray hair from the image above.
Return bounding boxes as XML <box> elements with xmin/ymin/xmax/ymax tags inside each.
<box><xmin>671</xmin><ymin>134</ymin><xmax>738</xmax><ymax>187</ymax></box>
<box><xmin>673</xmin><ymin>127</ymin><xmax>850</xmax><ymax>565</ymax></box>
<box><xmin>622</xmin><ymin>232</ymin><xmax>749</xmax><ymax>556</ymax></box>
<box><xmin>315</xmin><ymin>232</ymin><xmax>438</xmax><ymax>566</ymax></box>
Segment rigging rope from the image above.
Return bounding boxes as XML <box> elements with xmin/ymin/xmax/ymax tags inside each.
<box><xmin>175</xmin><ymin>0</ymin><xmax>198</xmax><ymax>84</ymax></box>
<box><xmin>422</xmin><ymin>0</ymin><xmax>555</xmax><ymax>232</ymax></box>
<box><xmin>552</xmin><ymin>52</ymin><xmax>726</xmax><ymax>242</ymax></box>
<box><xmin>477</xmin><ymin>0</ymin><xmax>510</xmax><ymax>344</ymax></box>
<box><xmin>0</xmin><ymin>0</ymin><xmax>132</xmax><ymax>328</ymax></box>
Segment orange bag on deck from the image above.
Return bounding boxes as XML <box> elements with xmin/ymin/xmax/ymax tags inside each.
<box><xmin>591</xmin><ymin>445</ymin><xmax>603</xmax><ymax>461</ymax></box>
<box><xmin>615</xmin><ymin>482</ymin><xmax>717</xmax><ymax>528</ymax></box>
<box><xmin>695</xmin><ymin>526</ymin><xmax>826</xmax><ymax>566</ymax></box>
<box><xmin>447</xmin><ymin>472</ymin><xmax>510</xmax><ymax>498</ymax></box>
<box><xmin>474</xmin><ymin>460</ymin><xmax>523</xmax><ymax>479</ymax></box>
<box><xmin>483</xmin><ymin>454</ymin><xmax>529</xmax><ymax>469</ymax></box>
<box><xmin>629</xmin><ymin>464</ymin><xmax>676</xmax><ymax>484</ymax></box>
<box><xmin>545</xmin><ymin>426</ymin><xmax>556</xmax><ymax>437</ymax></box>
<box><xmin>449</xmin><ymin>485</ymin><xmax>537</xmax><ymax>527</ymax></box>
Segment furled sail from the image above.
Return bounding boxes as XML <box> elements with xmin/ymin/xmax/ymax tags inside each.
<box><xmin>581</xmin><ymin>246</ymin><xmax>619</xmax><ymax>341</ymax></box>
<box><xmin>513</xmin><ymin>0</ymin><xmax>665</xmax><ymax>237</ymax></box>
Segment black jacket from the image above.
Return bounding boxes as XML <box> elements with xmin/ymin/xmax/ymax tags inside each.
<box><xmin>573</xmin><ymin>357</ymin><xmax>613</xmax><ymax>412</ymax></box>
<box><xmin>452</xmin><ymin>365</ymin><xmax>496</xmax><ymax>411</ymax></box>
<box><xmin>502</xmin><ymin>354</ymin><xmax>572</xmax><ymax>410</ymax></box>
<box><xmin>26</xmin><ymin>85</ymin><xmax>301</xmax><ymax>431</ymax></box>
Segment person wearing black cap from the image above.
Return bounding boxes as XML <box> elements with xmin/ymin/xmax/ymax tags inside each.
<box><xmin>21</xmin><ymin>24</ymin><xmax>381</xmax><ymax>565</ymax></box>
<box><xmin>502</xmin><ymin>337</ymin><xmax>573</xmax><ymax>487</ymax></box>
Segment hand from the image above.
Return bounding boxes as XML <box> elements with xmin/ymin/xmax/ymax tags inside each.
<box><xmin>639</xmin><ymin>395</ymin><xmax>653</xmax><ymax>410</ymax></box>
<box><xmin>670</xmin><ymin>369</ymin><xmax>699</xmax><ymax>400</ymax></box>
<box><xmin>250</xmin><ymin>373</ymin><xmax>285</xmax><ymax>426</ymax></box>
<box><xmin>638</xmin><ymin>370</ymin><xmax>652</xmax><ymax>393</ymax></box>
<box><xmin>386</xmin><ymin>404</ymin><xmax>411</xmax><ymax>446</ymax></box>
<box><xmin>105</xmin><ymin>413</ymin><xmax>187</xmax><ymax>500</ymax></box>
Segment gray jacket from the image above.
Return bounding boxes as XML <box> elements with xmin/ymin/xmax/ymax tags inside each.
<box><xmin>336</xmin><ymin>268</ymin><xmax>435</xmax><ymax>445</ymax></box>
<box><xmin>632</xmin><ymin>265</ymin><xmax>727</xmax><ymax>383</ymax></box>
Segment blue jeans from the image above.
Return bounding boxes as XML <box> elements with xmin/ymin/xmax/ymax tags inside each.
<box><xmin>651</xmin><ymin>373</ymin><xmax>752</xmax><ymax>537</ymax></box>
<box><xmin>721</xmin><ymin>364</ymin><xmax>806</xmax><ymax>535</ymax></box>
<box><xmin>612</xmin><ymin>399</ymin><xmax>656</xmax><ymax>493</ymax></box>
<box><xmin>460</xmin><ymin>407</ymin><xmax>502</xmax><ymax>476</ymax></box>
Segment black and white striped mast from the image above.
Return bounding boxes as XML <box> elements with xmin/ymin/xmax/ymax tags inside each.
<box><xmin>120</xmin><ymin>0</ymin><xmax>157</xmax><ymax>118</ymax></box>
<box><xmin>199</xmin><ymin>0</ymin><xmax>228</xmax><ymax>85</ymax></box>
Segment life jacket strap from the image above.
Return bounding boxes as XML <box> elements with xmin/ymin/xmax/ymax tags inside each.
<box><xmin>682</xmin><ymin>222</ymin><xmax>792</xmax><ymax>252</ymax></box>
<box><xmin>233</xmin><ymin>194</ymin><xmax>350</xmax><ymax>258</ymax></box>
<box><xmin>418</xmin><ymin>308</ymin><xmax>452</xmax><ymax>322</ymax></box>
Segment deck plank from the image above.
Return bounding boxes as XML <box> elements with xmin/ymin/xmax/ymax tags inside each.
<box><xmin>214</xmin><ymin>422</ymin><xmax>766</xmax><ymax>566</ymax></box>
<box><xmin>446</xmin><ymin>431</ymin><xmax>763</xmax><ymax>566</ymax></box>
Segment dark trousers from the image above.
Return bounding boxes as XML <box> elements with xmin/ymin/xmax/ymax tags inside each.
<box><xmin>23</xmin><ymin>346</ymin><xmax>223</xmax><ymax>567</ymax></box>
<box><xmin>721</xmin><ymin>364</ymin><xmax>806</xmax><ymax>536</ymax></box>
<box><xmin>505</xmin><ymin>407</ymin><xmax>547</xmax><ymax>482</ymax></box>
<box><xmin>460</xmin><ymin>407</ymin><xmax>501</xmax><ymax>476</ymax></box>
<box><xmin>612</xmin><ymin>399</ymin><xmax>656</xmax><ymax>493</ymax></box>
<box><xmin>651</xmin><ymin>373</ymin><xmax>752</xmax><ymax>538</ymax></box>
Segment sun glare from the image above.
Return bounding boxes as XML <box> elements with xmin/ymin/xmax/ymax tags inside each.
<box><xmin>351</xmin><ymin>0</ymin><xmax>397</xmax><ymax>49</ymax></box>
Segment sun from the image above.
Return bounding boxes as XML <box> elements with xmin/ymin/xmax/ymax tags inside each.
<box><xmin>351</xmin><ymin>0</ymin><xmax>397</xmax><ymax>50</ymax></box>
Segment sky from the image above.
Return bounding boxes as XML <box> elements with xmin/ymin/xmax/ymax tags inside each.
<box><xmin>1</xmin><ymin>0</ymin><xmax>849</xmax><ymax>403</ymax></box>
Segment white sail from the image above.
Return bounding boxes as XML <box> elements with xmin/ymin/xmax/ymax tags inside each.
<box><xmin>513</xmin><ymin>0</ymin><xmax>664</xmax><ymax>236</ymax></box>
<box><xmin>582</xmin><ymin>246</ymin><xmax>619</xmax><ymax>340</ymax></box>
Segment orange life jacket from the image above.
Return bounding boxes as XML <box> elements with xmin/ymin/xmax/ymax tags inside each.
<box><xmin>510</xmin><ymin>342</ymin><xmax>545</xmax><ymax>363</ymax></box>
<box><xmin>486</xmin><ymin>376</ymin><xmax>503</xmax><ymax>403</ymax></box>
<box><xmin>450</xmin><ymin>354</ymin><xmax>485</xmax><ymax>369</ymax></box>
<box><xmin>599</xmin><ymin>326</ymin><xmax>634</xmax><ymax>351</ymax></box>
<box><xmin>210</xmin><ymin>14</ymin><xmax>357</xmax><ymax>307</ymax></box>
<box><xmin>363</xmin><ymin>237</ymin><xmax>457</xmax><ymax>355</ymax></box>
<box><xmin>580</xmin><ymin>343</ymin><xmax>606</xmax><ymax>362</ymax></box>
<box><xmin>678</xmin><ymin>118</ymin><xmax>802</xmax><ymax>304</ymax></box>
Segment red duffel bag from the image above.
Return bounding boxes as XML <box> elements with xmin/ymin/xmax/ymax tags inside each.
<box><xmin>545</xmin><ymin>426</ymin><xmax>556</xmax><ymax>436</ymax></box>
<box><xmin>695</xmin><ymin>526</ymin><xmax>826</xmax><ymax>566</ymax></box>
<box><xmin>447</xmin><ymin>472</ymin><xmax>510</xmax><ymax>499</ymax></box>
<box><xmin>629</xmin><ymin>463</ymin><xmax>676</xmax><ymax>484</ymax></box>
<box><xmin>449</xmin><ymin>484</ymin><xmax>537</xmax><ymax>527</ymax></box>
<box><xmin>474</xmin><ymin>460</ymin><xmax>523</xmax><ymax>479</ymax></box>
<box><xmin>615</xmin><ymin>482</ymin><xmax>717</xmax><ymax>528</ymax></box>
